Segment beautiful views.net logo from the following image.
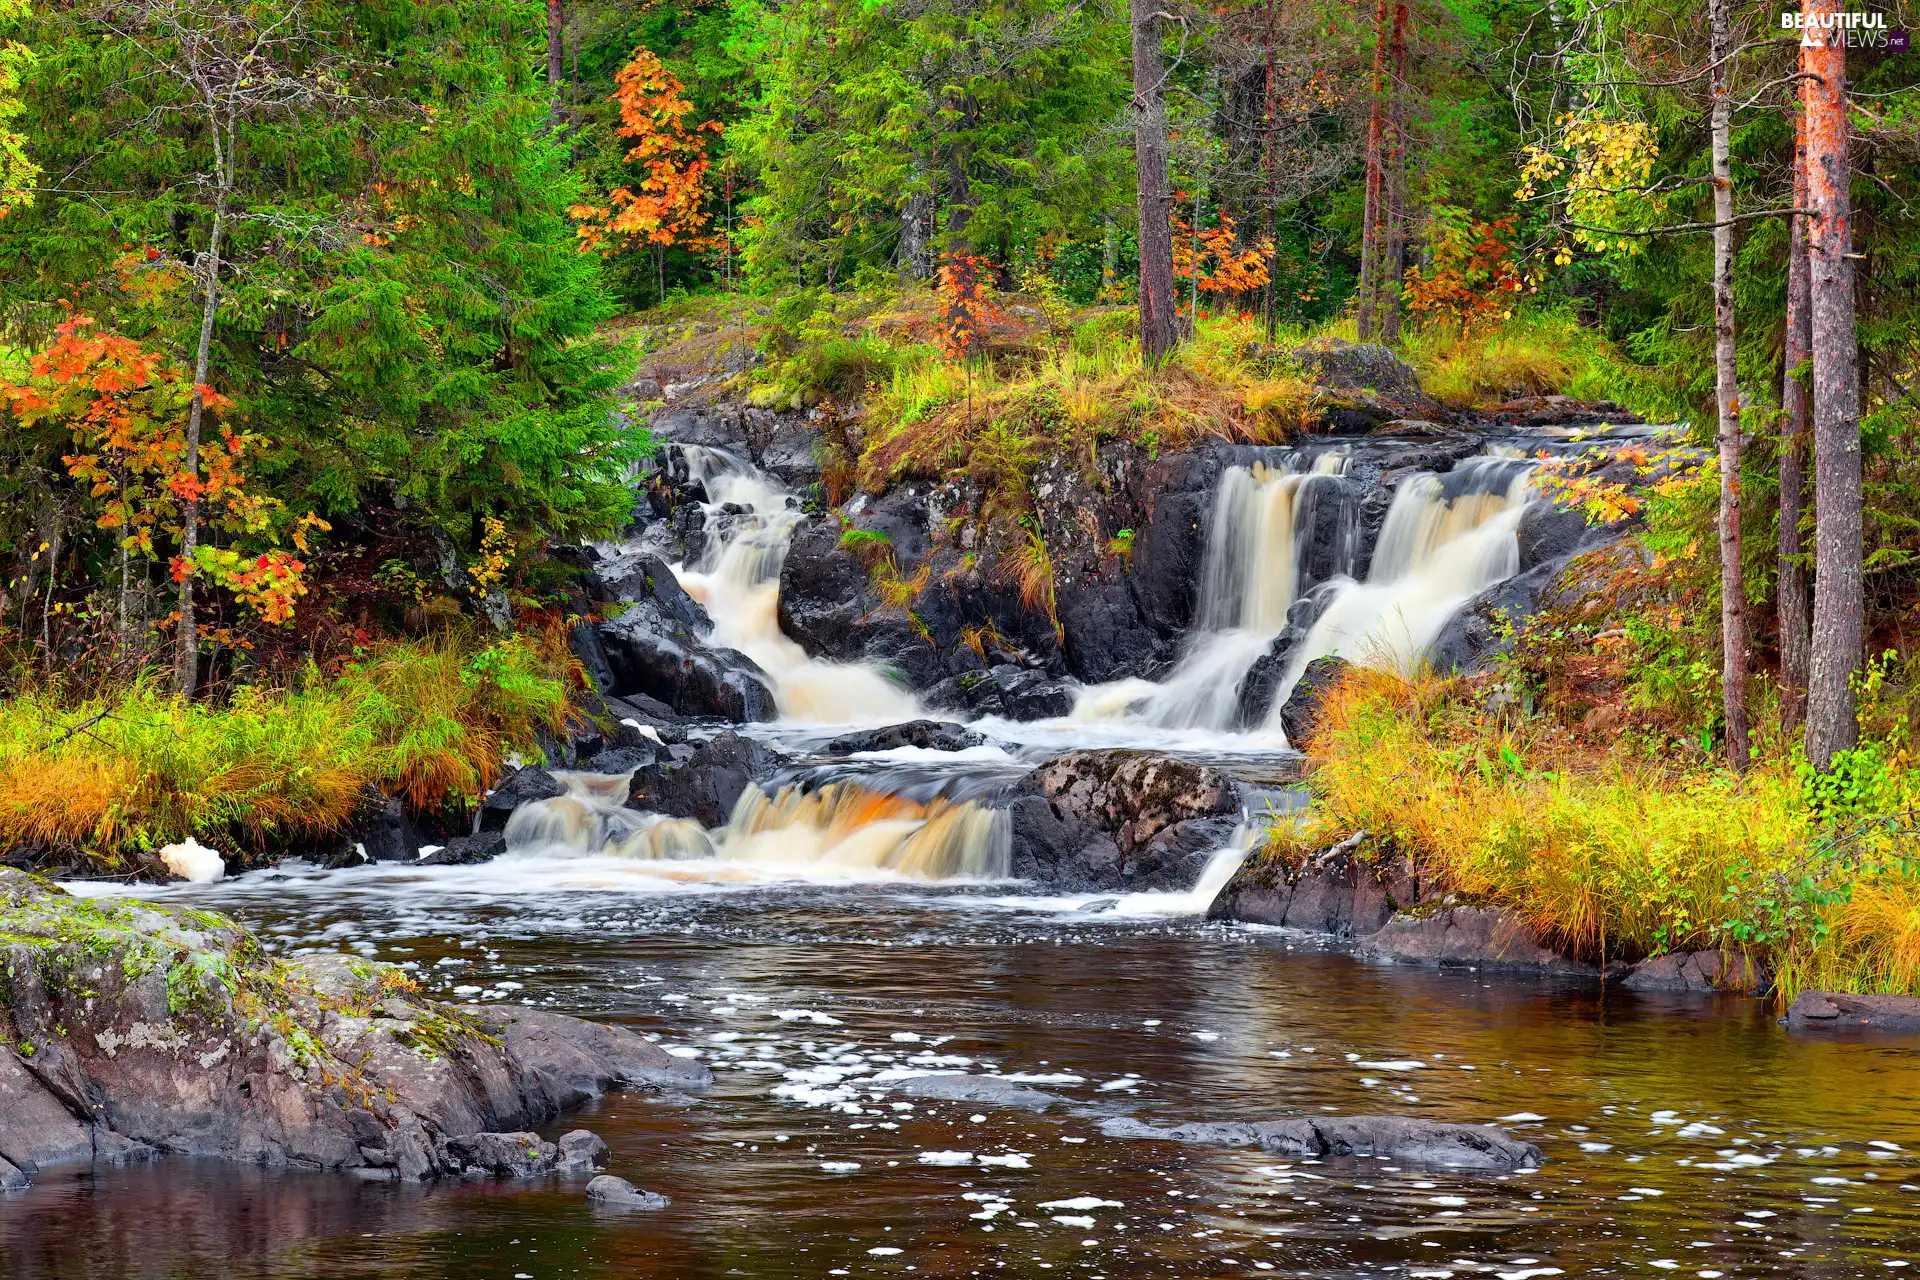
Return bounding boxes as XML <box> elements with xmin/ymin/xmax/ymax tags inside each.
<box><xmin>1781</xmin><ymin>10</ymin><xmax>1911</xmax><ymax>50</ymax></box>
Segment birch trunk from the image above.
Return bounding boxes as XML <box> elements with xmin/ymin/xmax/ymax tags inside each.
<box><xmin>177</xmin><ymin>188</ymin><xmax>229</xmax><ymax>701</ymax></box>
<box><xmin>1709</xmin><ymin>0</ymin><xmax>1748</xmax><ymax>772</ymax></box>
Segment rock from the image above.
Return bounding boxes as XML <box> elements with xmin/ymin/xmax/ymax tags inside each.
<box><xmin>988</xmin><ymin>665</ymin><xmax>1077</xmax><ymax>721</ymax></box>
<box><xmin>893</xmin><ymin>1074</ymin><xmax>1065</xmax><ymax>1112</ymax></box>
<box><xmin>479</xmin><ymin>767</ymin><xmax>568</xmax><ymax>833</ymax></box>
<box><xmin>0</xmin><ymin>869</ymin><xmax>708</xmax><ymax>1190</ymax></box>
<box><xmin>625</xmin><ymin>732</ymin><xmax>779</xmax><ymax>827</ymax></box>
<box><xmin>1360</xmin><ymin>904</ymin><xmax>1615</xmax><ymax>977</ymax></box>
<box><xmin>341</xmin><ymin>789</ymin><xmax>430</xmax><ymax>863</ymax></box>
<box><xmin>1207</xmin><ymin>841</ymin><xmax>1426</xmax><ymax>935</ymax></box>
<box><xmin>597</xmin><ymin>596</ymin><xmax>777</xmax><ymax>722</ymax></box>
<box><xmin>1099</xmin><ymin>1115</ymin><xmax>1540</xmax><ymax>1171</ymax></box>
<box><xmin>439</xmin><ymin>1131</ymin><xmax>560</xmax><ymax>1178</ymax></box>
<box><xmin>1289</xmin><ymin>338</ymin><xmax>1446</xmax><ymax>430</ymax></box>
<box><xmin>1276</xmin><ymin>656</ymin><xmax>1350</xmax><ymax>745</ymax></box>
<box><xmin>0</xmin><ymin>1155</ymin><xmax>26</xmax><ymax>1192</ymax></box>
<box><xmin>822</xmin><ymin>720</ymin><xmax>985</xmax><ymax>755</ymax></box>
<box><xmin>415</xmin><ymin>831</ymin><xmax>508</xmax><ymax>866</ymax></box>
<box><xmin>586</xmin><ymin>1174</ymin><xmax>670</xmax><ymax>1208</ymax></box>
<box><xmin>1425</xmin><ymin>559</ymin><xmax>1560</xmax><ymax>676</ymax></box>
<box><xmin>1516</xmin><ymin>500</ymin><xmax>1593</xmax><ymax>571</ymax></box>
<box><xmin>557</xmin><ymin>1128</ymin><xmax>610</xmax><ymax>1171</ymax></box>
<box><xmin>1621</xmin><ymin>950</ymin><xmax>1769</xmax><ymax>995</ymax></box>
<box><xmin>1008</xmin><ymin>751</ymin><xmax>1240</xmax><ymax>892</ymax></box>
<box><xmin>1782</xmin><ymin>991</ymin><xmax>1920</xmax><ymax>1032</ymax></box>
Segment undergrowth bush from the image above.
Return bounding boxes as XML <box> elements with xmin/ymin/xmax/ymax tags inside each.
<box><xmin>1271</xmin><ymin>668</ymin><xmax>1920</xmax><ymax>1001</ymax></box>
<box><xmin>0</xmin><ymin>631</ymin><xmax>573</xmax><ymax>871</ymax></box>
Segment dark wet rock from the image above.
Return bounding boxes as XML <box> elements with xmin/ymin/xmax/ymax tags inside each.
<box><xmin>606</xmin><ymin>554</ymin><xmax>712</xmax><ymax>633</ymax></box>
<box><xmin>594</xmin><ymin>554</ymin><xmax>775</xmax><ymax>722</ymax></box>
<box><xmin>893</xmin><ymin>1074</ymin><xmax>1065</xmax><ymax>1112</ymax></box>
<box><xmin>558</xmin><ymin>1128</ymin><xmax>610</xmax><ymax>1171</ymax></box>
<box><xmin>0</xmin><ymin>870</ymin><xmax>707</xmax><ymax>1189</ymax></box>
<box><xmin>1008</xmin><ymin>751</ymin><xmax>1240</xmax><ymax>892</ymax></box>
<box><xmin>479</xmin><ymin>767</ymin><xmax>567</xmax><ymax>833</ymax></box>
<box><xmin>1099</xmin><ymin>1115</ymin><xmax>1541</xmax><ymax>1171</ymax></box>
<box><xmin>1276</xmin><ymin>655</ymin><xmax>1350</xmax><ymax>745</ymax></box>
<box><xmin>1426</xmin><ymin>559</ymin><xmax>1560</xmax><ymax>676</ymax></box>
<box><xmin>439</xmin><ymin>1131</ymin><xmax>560</xmax><ymax>1179</ymax></box>
<box><xmin>1290</xmin><ymin>338</ymin><xmax>1446</xmax><ymax>430</ymax></box>
<box><xmin>1516</xmin><ymin>501</ymin><xmax>1593</xmax><ymax>572</ymax></box>
<box><xmin>340</xmin><ymin>789</ymin><xmax>430</xmax><ymax>863</ymax></box>
<box><xmin>586</xmin><ymin>1174</ymin><xmax>671</xmax><ymax>1208</ymax></box>
<box><xmin>625</xmin><ymin>732</ymin><xmax>779</xmax><ymax>827</ymax></box>
<box><xmin>1207</xmin><ymin>839</ymin><xmax>1429</xmax><ymax>936</ymax></box>
<box><xmin>1782</xmin><ymin>991</ymin><xmax>1920</xmax><ymax>1032</ymax></box>
<box><xmin>580</xmin><ymin>744</ymin><xmax>663</xmax><ymax>775</ymax></box>
<box><xmin>1621</xmin><ymin>950</ymin><xmax>1769</xmax><ymax>995</ymax></box>
<box><xmin>989</xmin><ymin>666</ymin><xmax>1077</xmax><ymax>720</ymax></box>
<box><xmin>415</xmin><ymin>831</ymin><xmax>508</xmax><ymax>867</ymax></box>
<box><xmin>569</xmin><ymin>620</ymin><xmax>619</xmax><ymax>696</ymax></box>
<box><xmin>1361</xmin><ymin>904</ymin><xmax>1617</xmax><ymax>977</ymax></box>
<box><xmin>822</xmin><ymin>721</ymin><xmax>986</xmax><ymax>755</ymax></box>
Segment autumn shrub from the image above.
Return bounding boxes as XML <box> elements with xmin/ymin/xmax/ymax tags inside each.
<box><xmin>1269</xmin><ymin>667</ymin><xmax>1920</xmax><ymax>1000</ymax></box>
<box><xmin>0</xmin><ymin>632</ymin><xmax>572</xmax><ymax>871</ymax></box>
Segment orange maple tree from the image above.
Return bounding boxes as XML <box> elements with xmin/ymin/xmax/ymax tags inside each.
<box><xmin>935</xmin><ymin>253</ymin><xmax>1000</xmax><ymax>363</ymax></box>
<box><xmin>1402</xmin><ymin>211</ymin><xmax>1525</xmax><ymax>327</ymax></box>
<box><xmin>1170</xmin><ymin>211</ymin><xmax>1274</xmax><ymax>295</ymax></box>
<box><xmin>570</xmin><ymin>47</ymin><xmax>723</xmax><ymax>259</ymax></box>
<box><xmin>0</xmin><ymin>315</ymin><xmax>326</xmax><ymax>625</ymax></box>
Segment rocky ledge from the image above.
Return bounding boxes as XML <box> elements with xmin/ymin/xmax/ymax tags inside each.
<box><xmin>1783</xmin><ymin>990</ymin><xmax>1920</xmax><ymax>1032</ymax></box>
<box><xmin>0</xmin><ymin>870</ymin><xmax>708</xmax><ymax>1190</ymax></box>
<box><xmin>1208</xmin><ymin>839</ymin><xmax>1769</xmax><ymax>992</ymax></box>
<box><xmin>1099</xmin><ymin>1115</ymin><xmax>1541</xmax><ymax>1171</ymax></box>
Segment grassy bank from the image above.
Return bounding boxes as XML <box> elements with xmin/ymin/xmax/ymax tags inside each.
<box><xmin>0</xmin><ymin>630</ymin><xmax>575</xmax><ymax>873</ymax></box>
<box><xmin>1268</xmin><ymin>667</ymin><xmax>1920</xmax><ymax>1001</ymax></box>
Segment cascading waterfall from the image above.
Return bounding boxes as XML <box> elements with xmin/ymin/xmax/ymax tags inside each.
<box><xmin>668</xmin><ymin>446</ymin><xmax>921</xmax><ymax>725</ymax></box>
<box><xmin>504</xmin><ymin>771</ymin><xmax>1010</xmax><ymax>881</ymax></box>
<box><xmin>1261</xmin><ymin>455</ymin><xmax>1534</xmax><ymax>721</ymax></box>
<box><xmin>1073</xmin><ymin>450</ymin><xmax>1352</xmax><ymax>730</ymax></box>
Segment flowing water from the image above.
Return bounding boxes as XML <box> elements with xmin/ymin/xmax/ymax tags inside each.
<box><xmin>12</xmin><ymin>427</ymin><xmax>1920</xmax><ymax>1278</ymax></box>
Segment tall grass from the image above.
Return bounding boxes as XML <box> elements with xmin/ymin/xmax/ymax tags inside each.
<box><xmin>1398</xmin><ymin>309</ymin><xmax>1686</xmax><ymax>418</ymax></box>
<box><xmin>1274</xmin><ymin>668</ymin><xmax>1920</xmax><ymax>1000</ymax></box>
<box><xmin>0</xmin><ymin>632</ymin><xmax>572</xmax><ymax>871</ymax></box>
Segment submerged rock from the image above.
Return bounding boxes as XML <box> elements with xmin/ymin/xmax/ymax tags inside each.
<box><xmin>1783</xmin><ymin>990</ymin><xmax>1920</xmax><ymax>1032</ymax></box>
<box><xmin>1008</xmin><ymin>750</ymin><xmax>1240</xmax><ymax>892</ymax></box>
<box><xmin>1099</xmin><ymin>1114</ymin><xmax>1540</xmax><ymax>1171</ymax></box>
<box><xmin>892</xmin><ymin>1074</ymin><xmax>1065</xmax><ymax>1112</ymax></box>
<box><xmin>822</xmin><ymin>720</ymin><xmax>985</xmax><ymax>755</ymax></box>
<box><xmin>586</xmin><ymin>1174</ymin><xmax>671</xmax><ymax>1208</ymax></box>
<box><xmin>0</xmin><ymin>870</ymin><xmax>707</xmax><ymax>1189</ymax></box>
<box><xmin>415</xmin><ymin>831</ymin><xmax>508</xmax><ymax>866</ymax></box>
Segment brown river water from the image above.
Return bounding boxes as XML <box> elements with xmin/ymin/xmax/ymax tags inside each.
<box><xmin>4</xmin><ymin>865</ymin><xmax>1917</xmax><ymax>1279</ymax></box>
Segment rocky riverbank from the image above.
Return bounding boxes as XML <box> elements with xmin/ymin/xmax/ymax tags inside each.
<box><xmin>0</xmin><ymin>870</ymin><xmax>707</xmax><ymax>1190</ymax></box>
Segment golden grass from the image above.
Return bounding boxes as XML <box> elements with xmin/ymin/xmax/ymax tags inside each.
<box><xmin>1273</xmin><ymin>667</ymin><xmax>1920</xmax><ymax>1000</ymax></box>
<box><xmin>0</xmin><ymin>632</ymin><xmax>573</xmax><ymax>870</ymax></box>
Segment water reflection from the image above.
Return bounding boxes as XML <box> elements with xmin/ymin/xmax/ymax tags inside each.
<box><xmin>5</xmin><ymin>877</ymin><xmax>1918</xmax><ymax>1279</ymax></box>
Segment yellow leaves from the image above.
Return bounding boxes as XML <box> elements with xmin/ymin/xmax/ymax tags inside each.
<box><xmin>467</xmin><ymin>516</ymin><xmax>512</xmax><ymax>595</ymax></box>
<box><xmin>1523</xmin><ymin>113</ymin><xmax>1664</xmax><ymax>260</ymax></box>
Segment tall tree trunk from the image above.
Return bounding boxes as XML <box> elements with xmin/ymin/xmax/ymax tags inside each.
<box><xmin>1261</xmin><ymin>0</ymin><xmax>1279</xmax><ymax>339</ymax></box>
<box><xmin>546</xmin><ymin>0</ymin><xmax>565</xmax><ymax>125</ymax></box>
<box><xmin>900</xmin><ymin>176</ymin><xmax>933</xmax><ymax>279</ymax></box>
<box><xmin>1778</xmin><ymin>108</ymin><xmax>1814</xmax><ymax>734</ymax></box>
<box><xmin>1803</xmin><ymin>0</ymin><xmax>1862</xmax><ymax>770</ymax></box>
<box><xmin>1378</xmin><ymin>1</ymin><xmax>1410</xmax><ymax>345</ymax></box>
<box><xmin>177</xmin><ymin>190</ymin><xmax>229</xmax><ymax>701</ymax></box>
<box><xmin>1130</xmin><ymin>0</ymin><xmax>1179</xmax><ymax>363</ymax></box>
<box><xmin>1355</xmin><ymin>0</ymin><xmax>1391</xmax><ymax>341</ymax></box>
<box><xmin>1709</xmin><ymin>0</ymin><xmax>1748</xmax><ymax>773</ymax></box>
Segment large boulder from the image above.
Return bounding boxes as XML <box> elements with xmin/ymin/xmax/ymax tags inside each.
<box><xmin>625</xmin><ymin>732</ymin><xmax>780</xmax><ymax>827</ymax></box>
<box><xmin>1007</xmin><ymin>751</ymin><xmax>1240</xmax><ymax>892</ymax></box>
<box><xmin>822</xmin><ymin>721</ymin><xmax>985</xmax><ymax>755</ymax></box>
<box><xmin>1275</xmin><ymin>655</ymin><xmax>1350</xmax><ymax>745</ymax></box>
<box><xmin>1621</xmin><ymin>950</ymin><xmax>1769</xmax><ymax>995</ymax></box>
<box><xmin>1360</xmin><ymin>903</ymin><xmax>1619</xmax><ymax>977</ymax></box>
<box><xmin>1289</xmin><ymin>338</ymin><xmax>1446</xmax><ymax>430</ymax></box>
<box><xmin>595</xmin><ymin>556</ymin><xmax>776</xmax><ymax>722</ymax></box>
<box><xmin>0</xmin><ymin>871</ymin><xmax>708</xmax><ymax>1187</ymax></box>
<box><xmin>478</xmin><ymin>766</ymin><xmax>568</xmax><ymax>833</ymax></box>
<box><xmin>1207</xmin><ymin>840</ymin><xmax>1429</xmax><ymax>935</ymax></box>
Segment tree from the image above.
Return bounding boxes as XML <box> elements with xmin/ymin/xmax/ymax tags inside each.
<box><xmin>1802</xmin><ymin>0</ymin><xmax>1862</xmax><ymax>770</ymax></box>
<box><xmin>0</xmin><ymin>0</ymin><xmax>32</xmax><ymax>217</ymax></box>
<box><xmin>1130</xmin><ymin>0</ymin><xmax>1178</xmax><ymax>363</ymax></box>
<box><xmin>1778</xmin><ymin>106</ymin><xmax>1812</xmax><ymax>734</ymax></box>
<box><xmin>1355</xmin><ymin>0</ymin><xmax>1408</xmax><ymax>343</ymax></box>
<box><xmin>571</xmin><ymin>45</ymin><xmax>722</xmax><ymax>303</ymax></box>
<box><xmin>1708</xmin><ymin>0</ymin><xmax>1747</xmax><ymax>772</ymax></box>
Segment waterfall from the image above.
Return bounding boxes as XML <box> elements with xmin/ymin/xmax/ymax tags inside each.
<box><xmin>1260</xmin><ymin>456</ymin><xmax>1534</xmax><ymax>721</ymax></box>
<box><xmin>667</xmin><ymin>446</ymin><xmax>921</xmax><ymax>725</ymax></box>
<box><xmin>504</xmin><ymin>771</ymin><xmax>1010</xmax><ymax>882</ymax></box>
<box><xmin>1073</xmin><ymin>450</ymin><xmax>1352</xmax><ymax>730</ymax></box>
